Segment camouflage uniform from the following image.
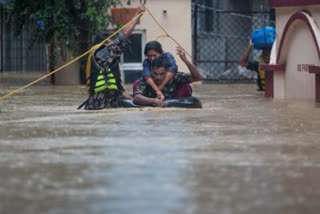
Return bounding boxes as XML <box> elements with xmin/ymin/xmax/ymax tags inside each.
<box><xmin>134</xmin><ymin>72</ymin><xmax>191</xmax><ymax>99</ymax></box>
<box><xmin>80</xmin><ymin>33</ymin><xmax>129</xmax><ymax>110</ymax></box>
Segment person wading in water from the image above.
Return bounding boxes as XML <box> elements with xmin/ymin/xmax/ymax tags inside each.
<box><xmin>79</xmin><ymin>5</ymin><xmax>145</xmax><ymax>110</ymax></box>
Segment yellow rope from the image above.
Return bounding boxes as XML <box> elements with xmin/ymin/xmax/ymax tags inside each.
<box><xmin>0</xmin><ymin>11</ymin><xmax>145</xmax><ymax>101</ymax></box>
<box><xmin>156</xmin><ymin>34</ymin><xmax>169</xmax><ymax>42</ymax></box>
<box><xmin>0</xmin><ymin>7</ymin><xmax>209</xmax><ymax>102</ymax></box>
<box><xmin>144</xmin><ymin>8</ymin><xmax>227</xmax><ymax>84</ymax></box>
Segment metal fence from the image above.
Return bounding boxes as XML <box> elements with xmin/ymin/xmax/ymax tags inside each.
<box><xmin>192</xmin><ymin>3</ymin><xmax>275</xmax><ymax>81</ymax></box>
<box><xmin>0</xmin><ymin>5</ymin><xmax>47</xmax><ymax>73</ymax></box>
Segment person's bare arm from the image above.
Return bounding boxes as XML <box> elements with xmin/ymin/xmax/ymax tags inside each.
<box><xmin>176</xmin><ymin>46</ymin><xmax>204</xmax><ymax>82</ymax></box>
<box><xmin>158</xmin><ymin>72</ymin><xmax>175</xmax><ymax>90</ymax></box>
<box><xmin>146</xmin><ymin>78</ymin><xmax>165</xmax><ymax>101</ymax></box>
<box><xmin>158</xmin><ymin>53</ymin><xmax>177</xmax><ymax>90</ymax></box>
<box><xmin>240</xmin><ymin>40</ymin><xmax>253</xmax><ymax>67</ymax></box>
<box><xmin>122</xmin><ymin>5</ymin><xmax>145</xmax><ymax>38</ymax></box>
<box><xmin>122</xmin><ymin>91</ymin><xmax>133</xmax><ymax>100</ymax></box>
<box><xmin>133</xmin><ymin>94</ymin><xmax>165</xmax><ymax>107</ymax></box>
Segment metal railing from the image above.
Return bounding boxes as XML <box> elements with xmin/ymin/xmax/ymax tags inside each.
<box><xmin>0</xmin><ymin>5</ymin><xmax>47</xmax><ymax>73</ymax></box>
<box><xmin>192</xmin><ymin>2</ymin><xmax>275</xmax><ymax>81</ymax></box>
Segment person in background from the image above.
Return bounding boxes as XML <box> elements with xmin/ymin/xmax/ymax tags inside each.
<box><xmin>239</xmin><ymin>40</ymin><xmax>271</xmax><ymax>91</ymax></box>
<box><xmin>239</xmin><ymin>26</ymin><xmax>275</xmax><ymax>91</ymax></box>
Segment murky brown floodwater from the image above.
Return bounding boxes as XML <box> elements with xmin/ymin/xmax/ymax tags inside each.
<box><xmin>0</xmin><ymin>73</ymin><xmax>320</xmax><ymax>214</ymax></box>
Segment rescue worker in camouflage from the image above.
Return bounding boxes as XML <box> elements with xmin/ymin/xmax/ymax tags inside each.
<box><xmin>79</xmin><ymin>5</ymin><xmax>145</xmax><ymax>110</ymax></box>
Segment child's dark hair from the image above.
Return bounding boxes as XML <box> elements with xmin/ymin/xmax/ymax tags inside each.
<box><xmin>151</xmin><ymin>56</ymin><xmax>169</xmax><ymax>70</ymax></box>
<box><xmin>144</xmin><ymin>41</ymin><xmax>163</xmax><ymax>55</ymax></box>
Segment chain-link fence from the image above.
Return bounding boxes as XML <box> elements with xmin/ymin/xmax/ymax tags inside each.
<box><xmin>0</xmin><ymin>5</ymin><xmax>47</xmax><ymax>73</ymax></box>
<box><xmin>193</xmin><ymin>3</ymin><xmax>275</xmax><ymax>81</ymax></box>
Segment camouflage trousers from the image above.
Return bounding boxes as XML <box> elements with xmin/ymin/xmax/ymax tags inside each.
<box><xmin>82</xmin><ymin>89</ymin><xmax>121</xmax><ymax>110</ymax></box>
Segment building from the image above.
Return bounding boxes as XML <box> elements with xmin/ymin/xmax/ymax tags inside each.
<box><xmin>0</xmin><ymin>0</ymin><xmax>192</xmax><ymax>85</ymax></box>
<box><xmin>1</xmin><ymin>0</ymin><xmax>276</xmax><ymax>86</ymax></box>
<box><xmin>112</xmin><ymin>0</ymin><xmax>192</xmax><ymax>83</ymax></box>
<box><xmin>193</xmin><ymin>0</ymin><xmax>273</xmax><ymax>81</ymax></box>
<box><xmin>263</xmin><ymin>0</ymin><xmax>320</xmax><ymax>103</ymax></box>
<box><xmin>52</xmin><ymin>0</ymin><xmax>193</xmax><ymax>84</ymax></box>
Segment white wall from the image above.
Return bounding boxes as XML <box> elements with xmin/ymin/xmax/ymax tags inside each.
<box><xmin>54</xmin><ymin>0</ymin><xmax>192</xmax><ymax>85</ymax></box>
<box><xmin>121</xmin><ymin>0</ymin><xmax>192</xmax><ymax>73</ymax></box>
<box><xmin>275</xmin><ymin>6</ymin><xmax>320</xmax><ymax>41</ymax></box>
<box><xmin>283</xmin><ymin>21</ymin><xmax>316</xmax><ymax>100</ymax></box>
<box><xmin>273</xmin><ymin>6</ymin><xmax>320</xmax><ymax>101</ymax></box>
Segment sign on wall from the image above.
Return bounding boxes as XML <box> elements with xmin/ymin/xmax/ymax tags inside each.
<box><xmin>111</xmin><ymin>8</ymin><xmax>138</xmax><ymax>25</ymax></box>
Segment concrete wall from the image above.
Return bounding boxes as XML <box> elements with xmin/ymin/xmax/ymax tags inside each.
<box><xmin>194</xmin><ymin>0</ymin><xmax>272</xmax><ymax>80</ymax></box>
<box><xmin>121</xmin><ymin>0</ymin><xmax>192</xmax><ymax>73</ymax></box>
<box><xmin>275</xmin><ymin>6</ymin><xmax>320</xmax><ymax>44</ymax></box>
<box><xmin>54</xmin><ymin>49</ymin><xmax>80</xmax><ymax>85</ymax></box>
<box><xmin>273</xmin><ymin>6</ymin><xmax>320</xmax><ymax>101</ymax></box>
<box><xmin>54</xmin><ymin>0</ymin><xmax>192</xmax><ymax>85</ymax></box>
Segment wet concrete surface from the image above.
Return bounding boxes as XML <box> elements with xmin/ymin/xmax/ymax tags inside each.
<box><xmin>0</xmin><ymin>73</ymin><xmax>320</xmax><ymax>214</ymax></box>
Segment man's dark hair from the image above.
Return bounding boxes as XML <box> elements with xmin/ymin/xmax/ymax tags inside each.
<box><xmin>151</xmin><ymin>56</ymin><xmax>169</xmax><ymax>70</ymax></box>
<box><xmin>144</xmin><ymin>41</ymin><xmax>163</xmax><ymax>55</ymax></box>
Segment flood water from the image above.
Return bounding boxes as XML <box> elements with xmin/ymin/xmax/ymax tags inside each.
<box><xmin>1</xmin><ymin>73</ymin><xmax>320</xmax><ymax>214</ymax></box>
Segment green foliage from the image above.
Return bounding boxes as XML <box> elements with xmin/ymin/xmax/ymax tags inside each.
<box><xmin>5</xmin><ymin>0</ymin><xmax>147</xmax><ymax>69</ymax></box>
<box><xmin>7</xmin><ymin>0</ymin><xmax>117</xmax><ymax>45</ymax></box>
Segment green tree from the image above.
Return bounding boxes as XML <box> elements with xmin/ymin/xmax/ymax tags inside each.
<box><xmin>6</xmin><ymin>0</ymin><xmax>146</xmax><ymax>83</ymax></box>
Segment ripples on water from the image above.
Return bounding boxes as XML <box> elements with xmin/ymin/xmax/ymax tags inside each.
<box><xmin>0</xmin><ymin>77</ymin><xmax>320</xmax><ymax>214</ymax></box>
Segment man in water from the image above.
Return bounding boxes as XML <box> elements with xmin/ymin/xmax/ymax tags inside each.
<box><xmin>133</xmin><ymin>46</ymin><xmax>204</xmax><ymax>107</ymax></box>
<box><xmin>133</xmin><ymin>40</ymin><xmax>192</xmax><ymax>100</ymax></box>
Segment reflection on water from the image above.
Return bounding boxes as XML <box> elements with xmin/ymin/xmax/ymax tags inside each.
<box><xmin>0</xmin><ymin>74</ymin><xmax>320</xmax><ymax>214</ymax></box>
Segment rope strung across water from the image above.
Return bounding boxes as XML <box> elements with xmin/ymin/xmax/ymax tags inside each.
<box><xmin>145</xmin><ymin>8</ymin><xmax>230</xmax><ymax>84</ymax></box>
<box><xmin>0</xmin><ymin>11</ymin><xmax>145</xmax><ymax>101</ymax></box>
<box><xmin>0</xmin><ymin>6</ymin><xmax>254</xmax><ymax>101</ymax></box>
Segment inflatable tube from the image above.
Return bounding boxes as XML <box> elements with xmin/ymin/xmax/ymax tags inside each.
<box><xmin>118</xmin><ymin>96</ymin><xmax>202</xmax><ymax>109</ymax></box>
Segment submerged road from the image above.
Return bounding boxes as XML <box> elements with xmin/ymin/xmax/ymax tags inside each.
<box><xmin>0</xmin><ymin>74</ymin><xmax>320</xmax><ymax>214</ymax></box>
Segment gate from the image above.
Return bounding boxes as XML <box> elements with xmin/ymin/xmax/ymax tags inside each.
<box><xmin>0</xmin><ymin>5</ymin><xmax>47</xmax><ymax>73</ymax></box>
<box><xmin>192</xmin><ymin>1</ymin><xmax>275</xmax><ymax>81</ymax></box>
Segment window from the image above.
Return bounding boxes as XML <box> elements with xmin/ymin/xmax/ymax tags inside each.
<box><xmin>123</xmin><ymin>33</ymin><xmax>143</xmax><ymax>63</ymax></box>
<box><xmin>120</xmin><ymin>31</ymin><xmax>145</xmax><ymax>83</ymax></box>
